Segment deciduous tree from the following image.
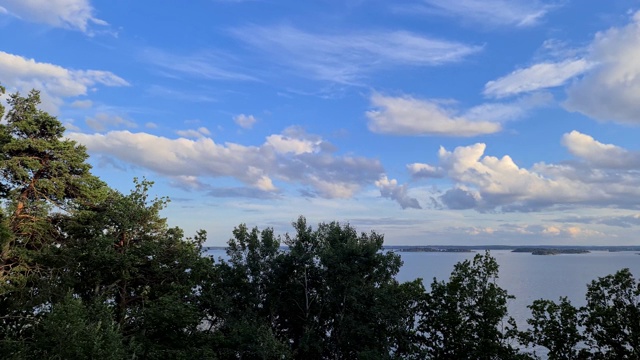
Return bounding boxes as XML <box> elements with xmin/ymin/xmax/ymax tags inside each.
<box><xmin>417</xmin><ymin>252</ymin><xmax>523</xmax><ymax>359</ymax></box>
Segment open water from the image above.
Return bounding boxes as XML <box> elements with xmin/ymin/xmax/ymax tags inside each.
<box><xmin>394</xmin><ymin>250</ymin><xmax>640</xmax><ymax>329</ymax></box>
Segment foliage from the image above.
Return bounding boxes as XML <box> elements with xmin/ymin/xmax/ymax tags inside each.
<box><xmin>581</xmin><ymin>268</ymin><xmax>640</xmax><ymax>359</ymax></box>
<box><xmin>417</xmin><ymin>252</ymin><xmax>523</xmax><ymax>359</ymax></box>
<box><xmin>26</xmin><ymin>295</ymin><xmax>125</xmax><ymax>360</ymax></box>
<box><xmin>211</xmin><ymin>216</ymin><xmax>424</xmax><ymax>359</ymax></box>
<box><xmin>0</xmin><ymin>88</ymin><xmax>106</xmax><ymax>294</ymax></box>
<box><xmin>53</xmin><ymin>179</ymin><xmax>216</xmax><ymax>358</ymax></box>
<box><xmin>0</xmin><ymin>88</ymin><xmax>108</xmax><ymax>357</ymax></box>
<box><xmin>520</xmin><ymin>297</ymin><xmax>587</xmax><ymax>359</ymax></box>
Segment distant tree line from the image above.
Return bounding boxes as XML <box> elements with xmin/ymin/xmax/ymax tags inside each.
<box><xmin>1</xmin><ymin>86</ymin><xmax>640</xmax><ymax>359</ymax></box>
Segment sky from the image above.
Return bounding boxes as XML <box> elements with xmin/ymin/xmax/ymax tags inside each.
<box><xmin>2</xmin><ymin>0</ymin><xmax>640</xmax><ymax>246</ymax></box>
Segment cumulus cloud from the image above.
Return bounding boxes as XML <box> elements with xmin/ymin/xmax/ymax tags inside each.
<box><xmin>440</xmin><ymin>187</ymin><xmax>479</xmax><ymax>210</ymax></box>
<box><xmin>564</xmin><ymin>11</ymin><xmax>640</xmax><ymax>124</ymax></box>
<box><xmin>375</xmin><ymin>176</ymin><xmax>421</xmax><ymax>209</ymax></box>
<box><xmin>264</xmin><ymin>126</ymin><xmax>325</xmax><ymax>155</ymax></box>
<box><xmin>561</xmin><ymin>131</ymin><xmax>640</xmax><ymax>169</ymax></box>
<box><xmin>231</xmin><ymin>25</ymin><xmax>481</xmax><ymax>84</ymax></box>
<box><xmin>409</xmin><ymin>131</ymin><xmax>640</xmax><ymax>211</ymax></box>
<box><xmin>0</xmin><ymin>0</ymin><xmax>106</xmax><ymax>33</ymax></box>
<box><xmin>0</xmin><ymin>51</ymin><xmax>128</xmax><ymax>113</ymax></box>
<box><xmin>366</xmin><ymin>93</ymin><xmax>502</xmax><ymax>137</ymax></box>
<box><xmin>233</xmin><ymin>114</ymin><xmax>257</xmax><ymax>129</ymax></box>
<box><xmin>408</xmin><ymin>0</ymin><xmax>555</xmax><ymax>27</ymax></box>
<box><xmin>484</xmin><ymin>59</ymin><xmax>592</xmax><ymax>98</ymax></box>
<box><xmin>407</xmin><ymin>163</ymin><xmax>444</xmax><ymax>178</ymax></box>
<box><xmin>68</xmin><ymin>128</ymin><xmax>383</xmax><ymax>199</ymax></box>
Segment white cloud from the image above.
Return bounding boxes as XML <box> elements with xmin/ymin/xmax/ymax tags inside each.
<box><xmin>411</xmin><ymin>0</ymin><xmax>555</xmax><ymax>27</ymax></box>
<box><xmin>375</xmin><ymin>176</ymin><xmax>421</xmax><ymax>209</ymax></box>
<box><xmin>176</xmin><ymin>127</ymin><xmax>211</xmax><ymax>139</ymax></box>
<box><xmin>265</xmin><ymin>134</ymin><xmax>319</xmax><ymax>155</ymax></box>
<box><xmin>62</xmin><ymin>118</ymin><xmax>80</xmax><ymax>132</ymax></box>
<box><xmin>407</xmin><ymin>163</ymin><xmax>443</xmax><ymax>178</ymax></box>
<box><xmin>366</xmin><ymin>93</ymin><xmax>502</xmax><ymax>137</ymax></box>
<box><xmin>0</xmin><ymin>0</ymin><xmax>106</xmax><ymax>33</ymax></box>
<box><xmin>464</xmin><ymin>224</ymin><xmax>603</xmax><ymax>238</ymax></box>
<box><xmin>146</xmin><ymin>85</ymin><xmax>217</xmax><ymax>103</ymax></box>
<box><xmin>464</xmin><ymin>93</ymin><xmax>552</xmax><ymax>122</ymax></box>
<box><xmin>561</xmin><ymin>131</ymin><xmax>640</xmax><ymax>169</ymax></box>
<box><xmin>68</xmin><ymin>128</ymin><xmax>383</xmax><ymax>199</ymax></box>
<box><xmin>565</xmin><ymin>12</ymin><xmax>640</xmax><ymax>124</ymax></box>
<box><xmin>409</xmin><ymin>131</ymin><xmax>640</xmax><ymax>211</ymax></box>
<box><xmin>70</xmin><ymin>99</ymin><xmax>93</xmax><ymax>108</ymax></box>
<box><xmin>85</xmin><ymin>112</ymin><xmax>136</xmax><ymax>132</ymax></box>
<box><xmin>231</xmin><ymin>25</ymin><xmax>481</xmax><ymax>84</ymax></box>
<box><xmin>234</xmin><ymin>114</ymin><xmax>257</xmax><ymax>129</ymax></box>
<box><xmin>141</xmin><ymin>48</ymin><xmax>256</xmax><ymax>82</ymax></box>
<box><xmin>0</xmin><ymin>51</ymin><xmax>128</xmax><ymax>113</ymax></box>
<box><xmin>484</xmin><ymin>59</ymin><xmax>592</xmax><ymax>98</ymax></box>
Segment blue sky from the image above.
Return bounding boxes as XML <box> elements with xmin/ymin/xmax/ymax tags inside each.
<box><xmin>2</xmin><ymin>0</ymin><xmax>640</xmax><ymax>245</ymax></box>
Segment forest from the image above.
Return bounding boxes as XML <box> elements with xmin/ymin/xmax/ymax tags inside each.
<box><xmin>1</xmin><ymin>86</ymin><xmax>640</xmax><ymax>359</ymax></box>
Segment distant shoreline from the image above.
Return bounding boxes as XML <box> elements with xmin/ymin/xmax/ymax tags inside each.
<box><xmin>204</xmin><ymin>245</ymin><xmax>640</xmax><ymax>253</ymax></box>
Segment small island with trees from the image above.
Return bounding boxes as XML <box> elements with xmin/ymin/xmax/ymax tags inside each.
<box><xmin>394</xmin><ymin>247</ymin><xmax>473</xmax><ymax>253</ymax></box>
<box><xmin>512</xmin><ymin>247</ymin><xmax>591</xmax><ymax>255</ymax></box>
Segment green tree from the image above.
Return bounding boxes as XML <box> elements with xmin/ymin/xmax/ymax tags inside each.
<box><xmin>201</xmin><ymin>223</ymin><xmax>289</xmax><ymax>359</ymax></box>
<box><xmin>54</xmin><ymin>179</ymin><xmax>216</xmax><ymax>359</ymax></box>
<box><xmin>417</xmin><ymin>252</ymin><xmax>523</xmax><ymax>359</ymax></box>
<box><xmin>0</xmin><ymin>88</ymin><xmax>107</xmax><ymax>357</ymax></box>
<box><xmin>209</xmin><ymin>217</ymin><xmax>423</xmax><ymax>359</ymax></box>
<box><xmin>0</xmin><ymin>88</ymin><xmax>105</xmax><ymax>287</ymax></box>
<box><xmin>25</xmin><ymin>294</ymin><xmax>125</xmax><ymax>360</ymax></box>
<box><xmin>521</xmin><ymin>297</ymin><xmax>587</xmax><ymax>359</ymax></box>
<box><xmin>310</xmin><ymin>219</ymin><xmax>422</xmax><ymax>359</ymax></box>
<box><xmin>581</xmin><ymin>268</ymin><xmax>640</xmax><ymax>359</ymax></box>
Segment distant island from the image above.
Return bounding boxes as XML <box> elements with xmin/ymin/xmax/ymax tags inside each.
<box><xmin>396</xmin><ymin>247</ymin><xmax>473</xmax><ymax>253</ymax></box>
<box><xmin>512</xmin><ymin>248</ymin><xmax>590</xmax><ymax>255</ymax></box>
<box><xmin>205</xmin><ymin>245</ymin><xmax>640</xmax><ymax>254</ymax></box>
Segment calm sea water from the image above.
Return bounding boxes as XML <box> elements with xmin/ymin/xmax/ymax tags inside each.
<box><xmin>395</xmin><ymin>250</ymin><xmax>640</xmax><ymax>330</ymax></box>
<box><xmin>206</xmin><ymin>249</ymin><xmax>640</xmax><ymax>330</ymax></box>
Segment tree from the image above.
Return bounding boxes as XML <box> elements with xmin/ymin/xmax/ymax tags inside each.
<box><xmin>25</xmin><ymin>294</ymin><xmax>125</xmax><ymax>360</ymax></box>
<box><xmin>417</xmin><ymin>252</ymin><xmax>523</xmax><ymax>359</ymax></box>
<box><xmin>0</xmin><ymin>88</ymin><xmax>106</xmax><ymax>287</ymax></box>
<box><xmin>209</xmin><ymin>216</ymin><xmax>424</xmax><ymax>359</ymax></box>
<box><xmin>201</xmin><ymin>223</ymin><xmax>289</xmax><ymax>359</ymax></box>
<box><xmin>54</xmin><ymin>179</ymin><xmax>217</xmax><ymax>358</ymax></box>
<box><xmin>0</xmin><ymin>88</ymin><xmax>108</xmax><ymax>357</ymax></box>
<box><xmin>581</xmin><ymin>268</ymin><xmax>640</xmax><ymax>359</ymax></box>
<box><xmin>521</xmin><ymin>297</ymin><xmax>587</xmax><ymax>359</ymax></box>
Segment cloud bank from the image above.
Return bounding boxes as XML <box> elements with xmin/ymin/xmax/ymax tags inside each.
<box><xmin>409</xmin><ymin>131</ymin><xmax>640</xmax><ymax>212</ymax></box>
<box><xmin>69</xmin><ymin>127</ymin><xmax>384</xmax><ymax>199</ymax></box>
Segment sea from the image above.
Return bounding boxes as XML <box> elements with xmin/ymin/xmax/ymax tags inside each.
<box><xmin>393</xmin><ymin>250</ymin><xmax>640</xmax><ymax>329</ymax></box>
